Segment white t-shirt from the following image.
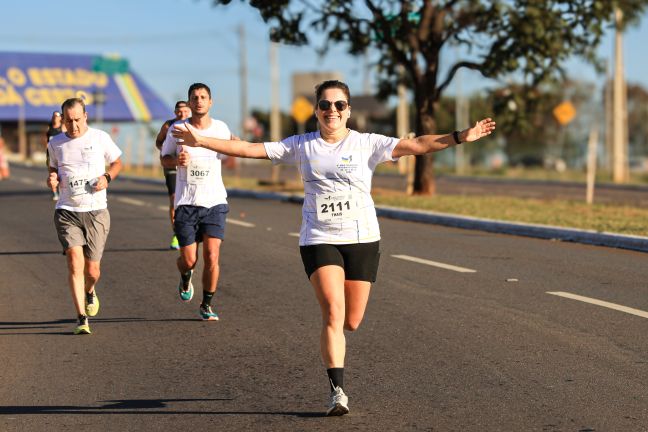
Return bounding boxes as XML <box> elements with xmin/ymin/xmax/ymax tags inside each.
<box><xmin>48</xmin><ymin>127</ymin><xmax>122</xmax><ymax>212</ymax></box>
<box><xmin>161</xmin><ymin>118</ymin><xmax>230</xmax><ymax>209</ymax></box>
<box><xmin>264</xmin><ymin>130</ymin><xmax>400</xmax><ymax>246</ymax></box>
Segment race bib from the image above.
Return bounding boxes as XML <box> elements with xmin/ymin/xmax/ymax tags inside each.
<box><xmin>315</xmin><ymin>192</ymin><xmax>360</xmax><ymax>221</ymax></box>
<box><xmin>67</xmin><ymin>175</ymin><xmax>91</xmax><ymax>196</ymax></box>
<box><xmin>187</xmin><ymin>159</ymin><xmax>213</xmax><ymax>185</ymax></box>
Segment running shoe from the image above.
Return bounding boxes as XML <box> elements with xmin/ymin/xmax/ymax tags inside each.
<box><xmin>85</xmin><ymin>291</ymin><xmax>100</xmax><ymax>317</ymax></box>
<box><xmin>52</xmin><ymin>191</ymin><xmax>59</xmax><ymax>201</ymax></box>
<box><xmin>170</xmin><ymin>235</ymin><xmax>180</xmax><ymax>250</ymax></box>
<box><xmin>199</xmin><ymin>304</ymin><xmax>219</xmax><ymax>321</ymax></box>
<box><xmin>74</xmin><ymin>316</ymin><xmax>91</xmax><ymax>335</ymax></box>
<box><xmin>178</xmin><ymin>270</ymin><xmax>193</xmax><ymax>302</ymax></box>
<box><xmin>326</xmin><ymin>386</ymin><xmax>349</xmax><ymax>416</ymax></box>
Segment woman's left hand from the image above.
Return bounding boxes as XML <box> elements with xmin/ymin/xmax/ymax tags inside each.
<box><xmin>464</xmin><ymin>118</ymin><xmax>496</xmax><ymax>142</ymax></box>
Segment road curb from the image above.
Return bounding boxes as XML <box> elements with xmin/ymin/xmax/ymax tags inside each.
<box><xmin>221</xmin><ymin>187</ymin><xmax>648</xmax><ymax>254</ymax></box>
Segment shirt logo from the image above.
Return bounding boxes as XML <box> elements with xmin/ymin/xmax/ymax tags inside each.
<box><xmin>336</xmin><ymin>153</ymin><xmax>359</xmax><ymax>174</ymax></box>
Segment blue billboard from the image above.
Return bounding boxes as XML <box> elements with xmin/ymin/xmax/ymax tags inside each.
<box><xmin>0</xmin><ymin>51</ymin><xmax>169</xmax><ymax>122</ymax></box>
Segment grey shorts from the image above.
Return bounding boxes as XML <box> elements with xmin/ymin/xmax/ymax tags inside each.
<box><xmin>54</xmin><ymin>209</ymin><xmax>111</xmax><ymax>261</ymax></box>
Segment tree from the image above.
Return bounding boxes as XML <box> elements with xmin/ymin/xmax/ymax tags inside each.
<box><xmin>211</xmin><ymin>0</ymin><xmax>648</xmax><ymax>195</ymax></box>
<box><xmin>489</xmin><ymin>79</ymin><xmax>593</xmax><ymax>167</ymax></box>
<box><xmin>626</xmin><ymin>83</ymin><xmax>648</xmax><ymax>163</ymax></box>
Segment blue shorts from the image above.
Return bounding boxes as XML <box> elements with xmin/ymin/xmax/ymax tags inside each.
<box><xmin>174</xmin><ymin>204</ymin><xmax>228</xmax><ymax>247</ymax></box>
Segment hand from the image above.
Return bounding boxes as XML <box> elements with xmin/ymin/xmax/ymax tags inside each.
<box><xmin>47</xmin><ymin>172</ymin><xmax>59</xmax><ymax>191</ymax></box>
<box><xmin>92</xmin><ymin>175</ymin><xmax>108</xmax><ymax>192</ymax></box>
<box><xmin>172</xmin><ymin>123</ymin><xmax>199</xmax><ymax>147</ymax></box>
<box><xmin>464</xmin><ymin>118</ymin><xmax>496</xmax><ymax>142</ymax></box>
<box><xmin>177</xmin><ymin>145</ymin><xmax>190</xmax><ymax>167</ymax></box>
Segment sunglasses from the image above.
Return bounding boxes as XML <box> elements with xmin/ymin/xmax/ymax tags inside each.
<box><xmin>317</xmin><ymin>100</ymin><xmax>349</xmax><ymax>111</ymax></box>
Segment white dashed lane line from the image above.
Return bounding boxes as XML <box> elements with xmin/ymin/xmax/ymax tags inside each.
<box><xmin>288</xmin><ymin>232</ymin><xmax>300</xmax><ymax>237</ymax></box>
<box><xmin>547</xmin><ymin>291</ymin><xmax>648</xmax><ymax>319</ymax></box>
<box><xmin>227</xmin><ymin>218</ymin><xmax>255</xmax><ymax>228</ymax></box>
<box><xmin>119</xmin><ymin>198</ymin><xmax>255</xmax><ymax>229</ymax></box>
<box><xmin>114</xmin><ymin>197</ymin><xmax>148</xmax><ymax>206</ymax></box>
<box><xmin>18</xmin><ymin>178</ymin><xmax>36</xmax><ymax>185</ymax></box>
<box><xmin>391</xmin><ymin>254</ymin><xmax>477</xmax><ymax>273</ymax></box>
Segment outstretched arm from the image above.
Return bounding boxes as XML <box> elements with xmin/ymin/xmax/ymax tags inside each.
<box><xmin>392</xmin><ymin>118</ymin><xmax>496</xmax><ymax>159</ymax></box>
<box><xmin>172</xmin><ymin>123</ymin><xmax>269</xmax><ymax>160</ymax></box>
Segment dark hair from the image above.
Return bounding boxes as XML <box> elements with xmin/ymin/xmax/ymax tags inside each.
<box><xmin>188</xmin><ymin>83</ymin><xmax>211</xmax><ymax>100</ymax></box>
<box><xmin>61</xmin><ymin>97</ymin><xmax>86</xmax><ymax>114</ymax></box>
<box><xmin>315</xmin><ymin>80</ymin><xmax>351</xmax><ymax>104</ymax></box>
<box><xmin>174</xmin><ymin>100</ymin><xmax>188</xmax><ymax>110</ymax></box>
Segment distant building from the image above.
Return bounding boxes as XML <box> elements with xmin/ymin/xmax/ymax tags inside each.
<box><xmin>290</xmin><ymin>72</ymin><xmax>392</xmax><ymax>135</ymax></box>
<box><xmin>0</xmin><ymin>51</ymin><xmax>168</xmax><ymax>159</ymax></box>
<box><xmin>292</xmin><ymin>72</ymin><xmax>344</xmax><ymax>100</ymax></box>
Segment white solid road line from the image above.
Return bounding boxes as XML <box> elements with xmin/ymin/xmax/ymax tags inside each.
<box><xmin>547</xmin><ymin>291</ymin><xmax>648</xmax><ymax>319</ymax></box>
<box><xmin>391</xmin><ymin>254</ymin><xmax>477</xmax><ymax>273</ymax></box>
<box><xmin>115</xmin><ymin>197</ymin><xmax>147</xmax><ymax>206</ymax></box>
<box><xmin>227</xmin><ymin>218</ymin><xmax>255</xmax><ymax>228</ymax></box>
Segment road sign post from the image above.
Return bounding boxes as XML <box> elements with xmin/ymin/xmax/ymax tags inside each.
<box><xmin>291</xmin><ymin>96</ymin><xmax>314</xmax><ymax>134</ymax></box>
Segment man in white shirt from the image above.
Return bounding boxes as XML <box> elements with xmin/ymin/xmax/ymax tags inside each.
<box><xmin>160</xmin><ymin>83</ymin><xmax>233</xmax><ymax>321</ymax></box>
<box><xmin>47</xmin><ymin>97</ymin><xmax>123</xmax><ymax>335</ymax></box>
<box><xmin>155</xmin><ymin>100</ymin><xmax>191</xmax><ymax>250</ymax></box>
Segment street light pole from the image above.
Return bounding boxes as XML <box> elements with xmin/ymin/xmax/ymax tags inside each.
<box><xmin>612</xmin><ymin>6</ymin><xmax>629</xmax><ymax>183</ymax></box>
<box><xmin>270</xmin><ymin>41</ymin><xmax>282</xmax><ymax>183</ymax></box>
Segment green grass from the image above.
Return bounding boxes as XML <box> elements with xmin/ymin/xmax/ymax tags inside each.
<box><xmin>371</xmin><ymin>193</ymin><xmax>648</xmax><ymax>237</ymax></box>
<box><xmin>122</xmin><ymin>167</ymin><xmax>648</xmax><ymax>237</ymax></box>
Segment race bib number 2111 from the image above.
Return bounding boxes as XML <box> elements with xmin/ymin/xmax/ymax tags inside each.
<box><xmin>315</xmin><ymin>192</ymin><xmax>360</xmax><ymax>221</ymax></box>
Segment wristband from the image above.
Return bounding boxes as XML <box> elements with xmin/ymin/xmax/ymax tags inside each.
<box><xmin>103</xmin><ymin>173</ymin><xmax>112</xmax><ymax>184</ymax></box>
<box><xmin>452</xmin><ymin>130</ymin><xmax>462</xmax><ymax>145</ymax></box>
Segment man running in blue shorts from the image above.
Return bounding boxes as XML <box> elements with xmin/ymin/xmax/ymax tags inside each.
<box><xmin>160</xmin><ymin>83</ymin><xmax>234</xmax><ymax>320</ymax></box>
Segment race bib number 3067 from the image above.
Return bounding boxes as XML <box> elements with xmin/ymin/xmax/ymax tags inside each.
<box><xmin>315</xmin><ymin>192</ymin><xmax>360</xmax><ymax>221</ymax></box>
<box><xmin>187</xmin><ymin>159</ymin><xmax>213</xmax><ymax>185</ymax></box>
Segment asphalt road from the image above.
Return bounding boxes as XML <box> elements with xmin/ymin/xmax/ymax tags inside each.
<box><xmin>1</xmin><ymin>165</ymin><xmax>647</xmax><ymax>431</ymax></box>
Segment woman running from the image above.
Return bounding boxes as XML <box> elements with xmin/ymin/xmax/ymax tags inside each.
<box><xmin>172</xmin><ymin>80</ymin><xmax>496</xmax><ymax>416</ymax></box>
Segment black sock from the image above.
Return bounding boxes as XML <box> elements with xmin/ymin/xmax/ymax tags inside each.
<box><xmin>85</xmin><ymin>291</ymin><xmax>94</xmax><ymax>304</ymax></box>
<box><xmin>78</xmin><ymin>314</ymin><xmax>87</xmax><ymax>324</ymax></box>
<box><xmin>327</xmin><ymin>368</ymin><xmax>344</xmax><ymax>391</ymax></box>
<box><xmin>202</xmin><ymin>291</ymin><xmax>214</xmax><ymax>307</ymax></box>
<box><xmin>181</xmin><ymin>271</ymin><xmax>192</xmax><ymax>283</ymax></box>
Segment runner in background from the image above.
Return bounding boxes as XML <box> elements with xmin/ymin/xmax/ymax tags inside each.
<box><xmin>46</xmin><ymin>111</ymin><xmax>65</xmax><ymax>199</ymax></box>
<box><xmin>156</xmin><ymin>101</ymin><xmax>191</xmax><ymax>249</ymax></box>
<box><xmin>0</xmin><ymin>135</ymin><xmax>9</xmax><ymax>180</ymax></box>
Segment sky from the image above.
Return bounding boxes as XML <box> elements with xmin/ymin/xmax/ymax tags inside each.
<box><xmin>2</xmin><ymin>0</ymin><xmax>648</xmax><ymax>137</ymax></box>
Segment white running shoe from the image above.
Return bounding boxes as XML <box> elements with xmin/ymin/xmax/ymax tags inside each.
<box><xmin>326</xmin><ymin>386</ymin><xmax>349</xmax><ymax>416</ymax></box>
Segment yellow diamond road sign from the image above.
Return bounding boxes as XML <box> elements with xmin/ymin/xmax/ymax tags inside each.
<box><xmin>291</xmin><ymin>96</ymin><xmax>314</xmax><ymax>124</ymax></box>
<box><xmin>553</xmin><ymin>101</ymin><xmax>576</xmax><ymax>126</ymax></box>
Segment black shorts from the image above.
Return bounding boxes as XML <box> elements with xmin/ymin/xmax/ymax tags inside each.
<box><xmin>164</xmin><ymin>168</ymin><xmax>177</xmax><ymax>196</ymax></box>
<box><xmin>299</xmin><ymin>241</ymin><xmax>380</xmax><ymax>282</ymax></box>
<box><xmin>174</xmin><ymin>204</ymin><xmax>228</xmax><ymax>247</ymax></box>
